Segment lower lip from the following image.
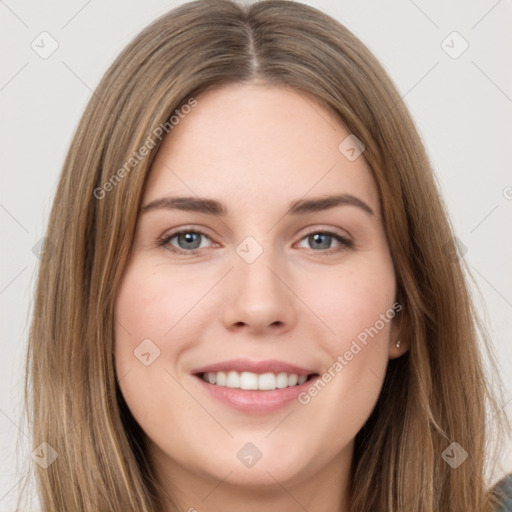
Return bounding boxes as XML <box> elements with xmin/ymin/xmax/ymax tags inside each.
<box><xmin>192</xmin><ymin>374</ymin><xmax>320</xmax><ymax>414</ymax></box>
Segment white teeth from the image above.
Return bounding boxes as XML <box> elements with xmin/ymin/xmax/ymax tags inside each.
<box><xmin>259</xmin><ymin>372</ymin><xmax>277</xmax><ymax>390</ymax></box>
<box><xmin>240</xmin><ymin>371</ymin><xmax>258</xmax><ymax>390</ymax></box>
<box><xmin>200</xmin><ymin>370</ymin><xmax>311</xmax><ymax>390</ymax></box>
<box><xmin>276</xmin><ymin>372</ymin><xmax>289</xmax><ymax>389</ymax></box>
<box><xmin>226</xmin><ymin>371</ymin><xmax>239</xmax><ymax>388</ymax></box>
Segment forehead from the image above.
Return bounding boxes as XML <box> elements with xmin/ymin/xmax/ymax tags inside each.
<box><xmin>143</xmin><ymin>84</ymin><xmax>378</xmax><ymax>213</ymax></box>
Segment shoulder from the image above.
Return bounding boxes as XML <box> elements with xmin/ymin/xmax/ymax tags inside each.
<box><xmin>492</xmin><ymin>474</ymin><xmax>512</xmax><ymax>512</ymax></box>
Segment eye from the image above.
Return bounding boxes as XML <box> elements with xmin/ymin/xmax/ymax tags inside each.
<box><xmin>296</xmin><ymin>230</ymin><xmax>353</xmax><ymax>255</ymax></box>
<box><xmin>158</xmin><ymin>228</ymin><xmax>214</xmax><ymax>255</ymax></box>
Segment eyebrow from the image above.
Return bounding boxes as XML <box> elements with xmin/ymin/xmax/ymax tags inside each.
<box><xmin>140</xmin><ymin>193</ymin><xmax>375</xmax><ymax>217</ymax></box>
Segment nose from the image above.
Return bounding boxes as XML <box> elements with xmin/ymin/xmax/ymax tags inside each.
<box><xmin>221</xmin><ymin>251</ymin><xmax>297</xmax><ymax>336</ymax></box>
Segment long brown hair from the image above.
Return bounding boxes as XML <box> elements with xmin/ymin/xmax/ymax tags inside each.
<box><xmin>21</xmin><ymin>0</ymin><xmax>509</xmax><ymax>510</ymax></box>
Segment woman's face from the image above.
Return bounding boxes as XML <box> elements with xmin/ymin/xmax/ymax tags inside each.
<box><xmin>114</xmin><ymin>83</ymin><xmax>404</xmax><ymax>507</ymax></box>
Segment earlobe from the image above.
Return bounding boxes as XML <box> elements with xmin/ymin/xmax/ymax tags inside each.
<box><xmin>390</xmin><ymin>336</ymin><xmax>408</xmax><ymax>359</ymax></box>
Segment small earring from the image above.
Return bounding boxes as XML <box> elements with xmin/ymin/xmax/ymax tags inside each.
<box><xmin>396</xmin><ymin>340</ymin><xmax>401</xmax><ymax>348</ymax></box>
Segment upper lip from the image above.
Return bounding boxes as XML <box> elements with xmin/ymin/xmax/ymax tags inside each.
<box><xmin>191</xmin><ymin>358</ymin><xmax>316</xmax><ymax>377</ymax></box>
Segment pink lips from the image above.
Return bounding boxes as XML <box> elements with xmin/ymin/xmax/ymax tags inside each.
<box><xmin>190</xmin><ymin>358</ymin><xmax>320</xmax><ymax>414</ymax></box>
<box><xmin>190</xmin><ymin>358</ymin><xmax>315</xmax><ymax>377</ymax></box>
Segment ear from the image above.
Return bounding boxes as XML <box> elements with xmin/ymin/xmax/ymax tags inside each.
<box><xmin>388</xmin><ymin>297</ymin><xmax>410</xmax><ymax>359</ymax></box>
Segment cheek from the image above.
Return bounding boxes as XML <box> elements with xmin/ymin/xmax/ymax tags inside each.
<box><xmin>112</xmin><ymin>259</ymin><xmax>207</xmax><ymax>418</ymax></box>
<box><xmin>297</xmin><ymin>255</ymin><xmax>396</xmax><ymax>413</ymax></box>
<box><xmin>309</xmin><ymin>253</ymin><xmax>396</xmax><ymax>356</ymax></box>
<box><xmin>114</xmin><ymin>258</ymin><xmax>207</xmax><ymax>352</ymax></box>
<box><xmin>325</xmin><ymin>282</ymin><xmax>395</xmax><ymax>356</ymax></box>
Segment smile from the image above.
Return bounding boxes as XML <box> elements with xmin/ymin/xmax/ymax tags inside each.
<box><xmin>199</xmin><ymin>370</ymin><xmax>316</xmax><ymax>390</ymax></box>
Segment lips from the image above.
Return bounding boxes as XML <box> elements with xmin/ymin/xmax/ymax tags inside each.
<box><xmin>190</xmin><ymin>358</ymin><xmax>321</xmax><ymax>414</ymax></box>
<box><xmin>190</xmin><ymin>358</ymin><xmax>316</xmax><ymax>377</ymax></box>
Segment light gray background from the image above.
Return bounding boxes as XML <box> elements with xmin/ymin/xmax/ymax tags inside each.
<box><xmin>1</xmin><ymin>0</ymin><xmax>511</xmax><ymax>508</ymax></box>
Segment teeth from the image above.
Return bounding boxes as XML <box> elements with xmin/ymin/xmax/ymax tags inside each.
<box><xmin>201</xmin><ymin>371</ymin><xmax>310</xmax><ymax>390</ymax></box>
<box><xmin>297</xmin><ymin>374</ymin><xmax>307</xmax><ymax>385</ymax></box>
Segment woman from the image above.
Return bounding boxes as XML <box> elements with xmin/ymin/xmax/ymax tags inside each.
<box><xmin>22</xmin><ymin>0</ymin><xmax>511</xmax><ymax>510</ymax></box>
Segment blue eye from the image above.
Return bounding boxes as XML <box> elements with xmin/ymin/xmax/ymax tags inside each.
<box><xmin>159</xmin><ymin>229</ymin><xmax>212</xmax><ymax>254</ymax></box>
<box><xmin>158</xmin><ymin>228</ymin><xmax>353</xmax><ymax>256</ymax></box>
<box><xmin>297</xmin><ymin>231</ymin><xmax>353</xmax><ymax>253</ymax></box>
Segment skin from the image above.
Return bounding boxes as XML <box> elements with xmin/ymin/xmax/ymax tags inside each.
<box><xmin>114</xmin><ymin>83</ymin><xmax>408</xmax><ymax>512</ymax></box>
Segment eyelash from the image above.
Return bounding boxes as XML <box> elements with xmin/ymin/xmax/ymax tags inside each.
<box><xmin>157</xmin><ymin>227</ymin><xmax>354</xmax><ymax>256</ymax></box>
